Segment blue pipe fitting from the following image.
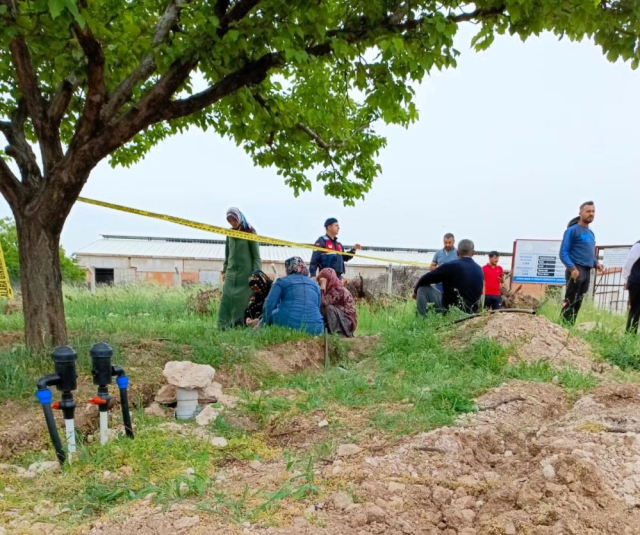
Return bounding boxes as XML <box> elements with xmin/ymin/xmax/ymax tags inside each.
<box><xmin>36</xmin><ymin>389</ymin><xmax>53</xmax><ymax>404</ymax></box>
<box><xmin>115</xmin><ymin>376</ymin><xmax>129</xmax><ymax>389</ymax></box>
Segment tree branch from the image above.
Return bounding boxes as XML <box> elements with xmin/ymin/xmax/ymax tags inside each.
<box><xmin>88</xmin><ymin>4</ymin><xmax>507</xmax><ymax>166</ymax></box>
<box><xmin>0</xmin><ymin>156</ymin><xmax>24</xmax><ymax>207</ymax></box>
<box><xmin>214</xmin><ymin>0</ymin><xmax>230</xmax><ymax>19</ymax></box>
<box><xmin>71</xmin><ymin>23</ymin><xmax>107</xmax><ymax>146</ymax></box>
<box><xmin>295</xmin><ymin>123</ymin><xmax>347</xmax><ymax>150</ymax></box>
<box><xmin>101</xmin><ymin>0</ymin><xmax>190</xmax><ymax>122</ymax></box>
<box><xmin>252</xmin><ymin>93</ymin><xmax>347</xmax><ymax>150</ymax></box>
<box><xmin>157</xmin><ymin>5</ymin><xmax>506</xmax><ymax>123</ymax></box>
<box><xmin>0</xmin><ymin>103</ymin><xmax>43</xmax><ymax>189</ymax></box>
<box><xmin>163</xmin><ymin>52</ymin><xmax>282</xmax><ymax>120</ymax></box>
<box><xmin>48</xmin><ymin>77</ymin><xmax>77</xmax><ymax>129</ymax></box>
<box><xmin>8</xmin><ymin>38</ymin><xmax>45</xmax><ymax>131</ymax></box>
<box><xmin>219</xmin><ymin>0</ymin><xmax>261</xmax><ymax>32</ymax></box>
<box><xmin>9</xmin><ymin>37</ymin><xmax>63</xmax><ymax>171</ymax></box>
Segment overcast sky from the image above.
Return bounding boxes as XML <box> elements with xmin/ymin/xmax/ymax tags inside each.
<box><xmin>2</xmin><ymin>26</ymin><xmax>638</xmax><ymax>255</ymax></box>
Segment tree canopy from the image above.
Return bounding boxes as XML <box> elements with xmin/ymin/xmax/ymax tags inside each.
<box><xmin>1</xmin><ymin>0</ymin><xmax>638</xmax><ymax>208</ymax></box>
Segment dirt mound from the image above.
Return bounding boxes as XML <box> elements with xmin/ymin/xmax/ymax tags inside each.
<box><xmin>254</xmin><ymin>336</ymin><xmax>379</xmax><ymax>375</ymax></box>
<box><xmin>454</xmin><ymin>313</ymin><xmax>606</xmax><ymax>373</ymax></box>
<box><xmin>304</xmin><ymin>381</ymin><xmax>640</xmax><ymax>534</ymax></box>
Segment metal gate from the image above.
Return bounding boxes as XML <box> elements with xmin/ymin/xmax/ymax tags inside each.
<box><xmin>592</xmin><ymin>245</ymin><xmax>632</xmax><ymax>314</ymax></box>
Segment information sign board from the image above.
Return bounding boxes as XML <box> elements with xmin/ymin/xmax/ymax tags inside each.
<box><xmin>512</xmin><ymin>240</ymin><xmax>565</xmax><ymax>284</ymax></box>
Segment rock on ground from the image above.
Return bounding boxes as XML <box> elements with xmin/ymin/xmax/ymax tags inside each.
<box><xmin>337</xmin><ymin>444</ymin><xmax>362</xmax><ymax>457</ymax></box>
<box><xmin>173</xmin><ymin>515</ymin><xmax>200</xmax><ymax>529</ymax></box>
<box><xmin>195</xmin><ymin>406</ymin><xmax>220</xmax><ymax>426</ymax></box>
<box><xmin>144</xmin><ymin>402</ymin><xmax>170</xmax><ymax>418</ymax></box>
<box><xmin>162</xmin><ymin>361</ymin><xmax>215</xmax><ymax>389</ymax></box>
<box><xmin>211</xmin><ymin>437</ymin><xmax>228</xmax><ymax>448</ymax></box>
<box><xmin>155</xmin><ymin>384</ymin><xmax>177</xmax><ymax>404</ymax></box>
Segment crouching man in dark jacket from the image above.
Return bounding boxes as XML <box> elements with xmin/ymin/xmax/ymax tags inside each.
<box><xmin>309</xmin><ymin>218</ymin><xmax>361</xmax><ymax>280</ymax></box>
<box><xmin>414</xmin><ymin>239</ymin><xmax>483</xmax><ymax>314</ymax></box>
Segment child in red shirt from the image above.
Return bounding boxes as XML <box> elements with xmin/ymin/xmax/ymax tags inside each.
<box><xmin>482</xmin><ymin>251</ymin><xmax>504</xmax><ymax>310</ymax></box>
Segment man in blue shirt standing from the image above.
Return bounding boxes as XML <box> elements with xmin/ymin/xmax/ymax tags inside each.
<box><xmin>559</xmin><ymin>201</ymin><xmax>604</xmax><ymax>324</ymax></box>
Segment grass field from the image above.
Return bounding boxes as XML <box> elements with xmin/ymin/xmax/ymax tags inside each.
<box><xmin>0</xmin><ymin>285</ymin><xmax>638</xmax><ymax>531</ymax></box>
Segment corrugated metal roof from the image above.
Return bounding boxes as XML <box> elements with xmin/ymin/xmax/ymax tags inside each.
<box><xmin>76</xmin><ymin>238</ymin><xmax>227</xmax><ymax>260</ymax></box>
<box><xmin>75</xmin><ymin>236</ymin><xmax>512</xmax><ymax>268</ymax></box>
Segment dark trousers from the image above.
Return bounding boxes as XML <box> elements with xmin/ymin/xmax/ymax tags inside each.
<box><xmin>484</xmin><ymin>295</ymin><xmax>502</xmax><ymax>311</ymax></box>
<box><xmin>562</xmin><ymin>265</ymin><xmax>591</xmax><ymax>325</ymax></box>
<box><xmin>416</xmin><ymin>285</ymin><xmax>444</xmax><ymax>315</ymax></box>
<box><xmin>627</xmin><ymin>281</ymin><xmax>640</xmax><ymax>334</ymax></box>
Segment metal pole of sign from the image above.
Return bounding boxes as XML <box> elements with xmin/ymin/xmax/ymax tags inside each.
<box><xmin>589</xmin><ymin>246</ymin><xmax>601</xmax><ymax>304</ymax></box>
<box><xmin>509</xmin><ymin>241</ymin><xmax>516</xmax><ymax>291</ymax></box>
<box><xmin>387</xmin><ymin>264</ymin><xmax>393</xmax><ymax>294</ymax></box>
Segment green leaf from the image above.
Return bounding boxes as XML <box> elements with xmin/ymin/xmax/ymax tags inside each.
<box><xmin>63</xmin><ymin>0</ymin><xmax>85</xmax><ymax>27</ymax></box>
<box><xmin>48</xmin><ymin>0</ymin><xmax>65</xmax><ymax>19</ymax></box>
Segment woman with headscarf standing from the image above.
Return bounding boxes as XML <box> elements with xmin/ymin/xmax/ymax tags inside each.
<box><xmin>318</xmin><ymin>268</ymin><xmax>358</xmax><ymax>337</ymax></box>
<box><xmin>262</xmin><ymin>257</ymin><xmax>324</xmax><ymax>335</ymax></box>
<box><xmin>218</xmin><ymin>208</ymin><xmax>261</xmax><ymax>329</ymax></box>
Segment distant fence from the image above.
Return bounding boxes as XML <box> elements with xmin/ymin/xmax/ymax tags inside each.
<box><xmin>592</xmin><ymin>245</ymin><xmax>632</xmax><ymax>314</ymax></box>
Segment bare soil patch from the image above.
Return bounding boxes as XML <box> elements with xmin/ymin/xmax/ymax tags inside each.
<box><xmin>215</xmin><ymin>336</ymin><xmax>380</xmax><ymax>388</ymax></box>
<box><xmin>255</xmin><ymin>336</ymin><xmax>379</xmax><ymax>376</ymax></box>
<box><xmin>0</xmin><ymin>330</ymin><xmax>24</xmax><ymax>349</ymax></box>
<box><xmin>453</xmin><ymin>313</ymin><xmax>608</xmax><ymax>373</ymax></box>
<box><xmin>82</xmin><ymin>380</ymin><xmax>640</xmax><ymax>535</ymax></box>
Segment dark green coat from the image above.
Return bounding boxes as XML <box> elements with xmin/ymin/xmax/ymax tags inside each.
<box><xmin>218</xmin><ymin>236</ymin><xmax>261</xmax><ymax>328</ymax></box>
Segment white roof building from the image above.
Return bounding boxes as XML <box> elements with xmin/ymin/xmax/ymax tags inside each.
<box><xmin>75</xmin><ymin>235</ymin><xmax>512</xmax><ymax>286</ymax></box>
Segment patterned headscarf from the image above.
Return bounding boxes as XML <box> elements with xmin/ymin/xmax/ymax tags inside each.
<box><xmin>318</xmin><ymin>267</ymin><xmax>340</xmax><ymax>292</ymax></box>
<box><xmin>318</xmin><ymin>267</ymin><xmax>357</xmax><ymax>331</ymax></box>
<box><xmin>226</xmin><ymin>207</ymin><xmax>255</xmax><ymax>233</ymax></box>
<box><xmin>249</xmin><ymin>270</ymin><xmax>272</xmax><ymax>295</ymax></box>
<box><xmin>285</xmin><ymin>257</ymin><xmax>309</xmax><ymax>276</ymax></box>
<box><xmin>245</xmin><ymin>270</ymin><xmax>272</xmax><ymax>321</ymax></box>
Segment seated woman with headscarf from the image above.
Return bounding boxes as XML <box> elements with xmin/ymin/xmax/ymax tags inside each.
<box><xmin>317</xmin><ymin>268</ymin><xmax>358</xmax><ymax>338</ymax></box>
<box><xmin>243</xmin><ymin>270</ymin><xmax>272</xmax><ymax>327</ymax></box>
<box><xmin>262</xmin><ymin>257</ymin><xmax>324</xmax><ymax>335</ymax></box>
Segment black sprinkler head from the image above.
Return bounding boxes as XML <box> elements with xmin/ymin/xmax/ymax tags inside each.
<box><xmin>90</xmin><ymin>342</ymin><xmax>114</xmax><ymax>386</ymax></box>
<box><xmin>51</xmin><ymin>345</ymin><xmax>77</xmax><ymax>393</ymax></box>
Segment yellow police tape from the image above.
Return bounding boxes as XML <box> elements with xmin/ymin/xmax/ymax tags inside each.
<box><xmin>77</xmin><ymin>197</ymin><xmax>432</xmax><ymax>268</ymax></box>
<box><xmin>0</xmin><ymin>243</ymin><xmax>14</xmax><ymax>299</ymax></box>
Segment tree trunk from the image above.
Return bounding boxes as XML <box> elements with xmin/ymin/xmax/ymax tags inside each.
<box><xmin>14</xmin><ymin>215</ymin><xmax>67</xmax><ymax>350</ymax></box>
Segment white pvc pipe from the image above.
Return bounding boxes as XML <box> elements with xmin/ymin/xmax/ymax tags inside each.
<box><xmin>100</xmin><ymin>411</ymin><xmax>109</xmax><ymax>445</ymax></box>
<box><xmin>65</xmin><ymin>419</ymin><xmax>76</xmax><ymax>460</ymax></box>
<box><xmin>175</xmin><ymin>388</ymin><xmax>199</xmax><ymax>420</ymax></box>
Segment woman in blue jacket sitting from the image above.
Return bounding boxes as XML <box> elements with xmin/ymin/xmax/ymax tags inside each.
<box><xmin>262</xmin><ymin>257</ymin><xmax>324</xmax><ymax>335</ymax></box>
